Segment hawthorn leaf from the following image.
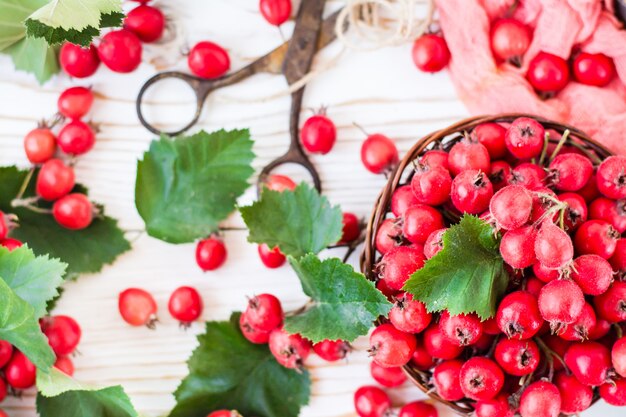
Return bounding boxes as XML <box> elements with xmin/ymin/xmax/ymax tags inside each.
<box><xmin>0</xmin><ymin>0</ymin><xmax>48</xmax><ymax>50</ymax></box>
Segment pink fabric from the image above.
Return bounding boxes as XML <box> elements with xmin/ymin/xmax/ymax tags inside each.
<box><xmin>437</xmin><ymin>0</ymin><xmax>626</xmax><ymax>154</ymax></box>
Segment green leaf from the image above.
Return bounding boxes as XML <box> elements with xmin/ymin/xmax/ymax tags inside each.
<box><xmin>0</xmin><ymin>277</ymin><xmax>55</xmax><ymax>370</ymax></box>
<box><xmin>25</xmin><ymin>0</ymin><xmax>123</xmax><ymax>47</ymax></box>
<box><xmin>136</xmin><ymin>129</ymin><xmax>255</xmax><ymax>244</ymax></box>
<box><xmin>284</xmin><ymin>255</ymin><xmax>392</xmax><ymax>343</ymax></box>
<box><xmin>37</xmin><ymin>367</ymin><xmax>88</xmax><ymax>396</ymax></box>
<box><xmin>403</xmin><ymin>215</ymin><xmax>508</xmax><ymax>320</ymax></box>
<box><xmin>0</xmin><ymin>0</ymin><xmax>48</xmax><ymax>51</ymax></box>
<box><xmin>170</xmin><ymin>313</ymin><xmax>310</xmax><ymax>417</ymax></box>
<box><xmin>0</xmin><ymin>245</ymin><xmax>66</xmax><ymax>318</ymax></box>
<box><xmin>240</xmin><ymin>183</ymin><xmax>343</xmax><ymax>258</ymax></box>
<box><xmin>0</xmin><ymin>167</ymin><xmax>131</xmax><ymax>279</ymax></box>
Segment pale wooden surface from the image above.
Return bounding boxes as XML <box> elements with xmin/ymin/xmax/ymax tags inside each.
<box><xmin>0</xmin><ymin>1</ymin><xmax>620</xmax><ymax>416</ymax></box>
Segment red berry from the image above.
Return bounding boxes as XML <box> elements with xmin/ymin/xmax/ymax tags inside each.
<box><xmin>268</xmin><ymin>327</ymin><xmax>311</xmax><ymax>369</ymax></box>
<box><xmin>439</xmin><ymin>311</ymin><xmax>483</xmax><ymax>346</ymax></box>
<box><xmin>313</xmin><ymin>339</ymin><xmax>350</xmax><ymax>362</ymax></box>
<box><xmin>24</xmin><ymin>128</ymin><xmax>56</xmax><ymax>164</ymax></box>
<box><xmin>549</xmin><ymin>153</ymin><xmax>593</xmax><ymax>191</ymax></box>
<box><xmin>490</xmin><ymin>18</ymin><xmax>531</xmax><ymax>62</ymax></box>
<box><xmin>571</xmin><ymin>254</ymin><xmax>613</xmax><ymax>296</ymax></box>
<box><xmin>378</xmin><ymin>246</ymin><xmax>425</xmax><ymax>291</ymax></box>
<box><xmin>368</xmin><ymin>323</ymin><xmax>416</xmax><ymax>367</ymax></box>
<box><xmin>474</xmin><ymin>123</ymin><xmax>507</xmax><ymax>159</ymax></box>
<box><xmin>489</xmin><ymin>185</ymin><xmax>532</xmax><ymax>230</ymax></box>
<box><xmin>54</xmin><ymin>356</ymin><xmax>75</xmax><ymax>376</ymax></box>
<box><xmin>195</xmin><ymin>237</ymin><xmax>227</xmax><ymax>271</ymax></box>
<box><xmin>57</xmin><ymin>86</ymin><xmax>94</xmax><ymax>119</ymax></box>
<box><xmin>0</xmin><ymin>341</ymin><xmax>13</xmax><ymax>368</ymax></box>
<box><xmin>263</xmin><ymin>174</ymin><xmax>296</xmax><ymax>192</ymax></box>
<box><xmin>496</xmin><ymin>291</ymin><xmax>542</xmax><ymax>339</ymax></box>
<box><xmin>410</xmin><ymin>165</ymin><xmax>452</xmax><ymax>206</ymax></box>
<box><xmin>369</xmin><ymin>361</ymin><xmax>406</xmax><ymax>388</ymax></box>
<box><xmin>611</xmin><ymin>238</ymin><xmax>626</xmax><ymax>274</ymax></box>
<box><xmin>36</xmin><ymin>159</ymin><xmax>75</xmax><ymax>201</ymax></box>
<box><xmin>411</xmin><ymin>34</ymin><xmax>450</xmax><ymax>73</ymax></box>
<box><xmin>488</xmin><ymin>160</ymin><xmax>511</xmax><ymax>191</ymax></box>
<box><xmin>432</xmin><ymin>360</ymin><xmax>464</xmax><ymax>401</ymax></box>
<box><xmin>588</xmin><ymin>318</ymin><xmax>611</xmax><ymax>340</ymax></box>
<box><xmin>499</xmin><ymin>226</ymin><xmax>537</xmax><ymax>269</ymax></box>
<box><xmin>509</xmin><ymin>162</ymin><xmax>546</xmax><ymax>190</ymax></box>
<box><xmin>597</xmin><ymin>155</ymin><xmax>626</xmax><ymax>199</ymax></box>
<box><xmin>600</xmin><ymin>378</ymin><xmax>626</xmax><ymax>406</ymax></box>
<box><xmin>340</xmin><ymin>212</ymin><xmax>360</xmax><ymax>243</ymax></box>
<box><xmin>59</xmin><ymin>43</ymin><xmax>100</xmax><ymax>78</ymax></box>
<box><xmin>594</xmin><ymin>282</ymin><xmax>626</xmax><ymax>322</ymax></box>
<box><xmin>0</xmin><ymin>238</ymin><xmax>22</xmax><ymax>251</ymax></box>
<box><xmin>4</xmin><ymin>351</ymin><xmax>36</xmax><ymax>389</ymax></box>
<box><xmin>188</xmin><ymin>41</ymin><xmax>230</xmax><ymax>79</ymax></box>
<box><xmin>534</xmin><ymin>221</ymin><xmax>573</xmax><ymax>269</ymax></box>
<box><xmin>574</xmin><ymin>219</ymin><xmax>619</xmax><ymax>259</ymax></box>
<box><xmin>559</xmin><ymin>302</ymin><xmax>596</xmax><ymax>341</ymax></box>
<box><xmin>52</xmin><ymin>193</ymin><xmax>94</xmax><ymax>230</ymax></box>
<box><xmin>423</xmin><ymin>228</ymin><xmax>445</xmax><ymax>259</ymax></box>
<box><xmin>538</xmin><ymin>279</ymin><xmax>584</xmax><ymax>329</ymax></box>
<box><xmin>168</xmin><ymin>286</ymin><xmax>203</xmax><ymax>325</ymax></box>
<box><xmin>411</xmin><ymin>338</ymin><xmax>434</xmax><ymax>370</ymax></box>
<box><xmin>565</xmin><ymin>341</ymin><xmax>611</xmax><ymax>386</ymax></box>
<box><xmin>402</xmin><ymin>205</ymin><xmax>445</xmax><ymax>244</ymax></box>
<box><xmin>41</xmin><ymin>315</ymin><xmax>81</xmax><ymax>356</ymax></box>
<box><xmin>239</xmin><ymin>312</ymin><xmax>270</xmax><ymax>344</ymax></box>
<box><xmin>259</xmin><ymin>0</ymin><xmax>292</xmax><ymax>26</ymax></box>
<box><xmin>527</xmin><ymin>52</ymin><xmax>570</xmax><ymax>93</ymax></box>
<box><xmin>124</xmin><ymin>5</ymin><xmax>165</xmax><ymax>43</ymax></box>
<box><xmin>589</xmin><ymin>197</ymin><xmax>626</xmax><ymax>233</ymax></box>
<box><xmin>353</xmin><ymin>385</ymin><xmax>391</xmax><ymax>417</ymax></box>
<box><xmin>447</xmin><ymin>141</ymin><xmax>491</xmax><ymax>176</ymax></box>
<box><xmin>579</xmin><ymin>173</ymin><xmax>601</xmax><ymax>202</ymax></box>
<box><xmin>505</xmin><ymin>117</ymin><xmax>545</xmax><ymax>159</ymax></box>
<box><xmin>573</xmin><ymin>52</ymin><xmax>615</xmax><ymax>87</ymax></box>
<box><xmin>57</xmin><ymin>120</ymin><xmax>95</xmax><ymax>156</ymax></box>
<box><xmin>207</xmin><ymin>411</ymin><xmax>241</xmax><ymax>417</ymax></box>
<box><xmin>257</xmin><ymin>244</ymin><xmax>286</xmax><ymax>268</ymax></box>
<box><xmin>398</xmin><ymin>401</ymin><xmax>437</xmax><ymax>417</ymax></box>
<box><xmin>613</xmin><ymin>337</ymin><xmax>626</xmax><ymax>377</ymax></box>
<box><xmin>391</xmin><ymin>185</ymin><xmax>418</xmax><ymax>217</ymax></box>
<box><xmin>388</xmin><ymin>292</ymin><xmax>431</xmax><ymax>334</ymax></box>
<box><xmin>301</xmin><ymin>114</ymin><xmax>336</xmax><ymax>154</ymax></box>
<box><xmin>555</xmin><ymin>371</ymin><xmax>593</xmax><ymax>414</ymax></box>
<box><xmin>450</xmin><ymin>170</ymin><xmax>493</xmax><ymax>214</ymax></box>
<box><xmin>494</xmin><ymin>338</ymin><xmax>539</xmax><ymax>376</ymax></box>
<box><xmin>519</xmin><ymin>381</ymin><xmax>561</xmax><ymax>417</ymax></box>
<box><xmin>98</xmin><ymin>30</ymin><xmax>142</xmax><ymax>73</ymax></box>
<box><xmin>423</xmin><ymin>324</ymin><xmax>463</xmax><ymax>360</ymax></box>
<box><xmin>375</xmin><ymin>219</ymin><xmax>402</xmax><ymax>255</ymax></box>
<box><xmin>558</xmin><ymin>192</ymin><xmax>588</xmax><ymax>231</ymax></box>
<box><xmin>459</xmin><ymin>357</ymin><xmax>504</xmax><ymax>401</ymax></box>
<box><xmin>118</xmin><ymin>288</ymin><xmax>157</xmax><ymax>327</ymax></box>
<box><xmin>420</xmin><ymin>149</ymin><xmax>449</xmax><ymax>170</ymax></box>
<box><xmin>360</xmin><ymin>133</ymin><xmax>398</xmax><ymax>174</ymax></box>
<box><xmin>533</xmin><ymin>262</ymin><xmax>559</xmax><ymax>283</ymax></box>
<box><xmin>475</xmin><ymin>394</ymin><xmax>514</xmax><ymax>417</ymax></box>
<box><xmin>245</xmin><ymin>294</ymin><xmax>283</xmax><ymax>332</ymax></box>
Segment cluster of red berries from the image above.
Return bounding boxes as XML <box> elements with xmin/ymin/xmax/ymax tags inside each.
<box><xmin>0</xmin><ymin>315</ymin><xmax>81</xmax><ymax>411</ymax></box>
<box><xmin>194</xmin><ymin>174</ymin><xmax>361</xmax><ymax>272</ymax></box>
<box><xmin>60</xmin><ymin>0</ymin><xmax>165</xmax><ymax>77</ymax></box>
<box><xmin>238</xmin><ymin>294</ymin><xmax>350</xmax><ymax>369</ymax></box>
<box><xmin>359</xmin><ymin>116</ymin><xmax>626</xmax><ymax>416</ymax></box>
<box><xmin>4</xmin><ymin>86</ymin><xmax>99</xmax><ymax>236</ymax></box>
<box><xmin>118</xmin><ymin>287</ymin><xmax>203</xmax><ymax>328</ymax></box>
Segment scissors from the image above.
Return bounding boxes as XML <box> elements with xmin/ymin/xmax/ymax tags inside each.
<box><xmin>136</xmin><ymin>0</ymin><xmax>345</xmax><ymax>192</ymax></box>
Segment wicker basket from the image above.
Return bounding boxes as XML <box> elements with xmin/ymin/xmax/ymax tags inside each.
<box><xmin>359</xmin><ymin>114</ymin><xmax>613</xmax><ymax>416</ymax></box>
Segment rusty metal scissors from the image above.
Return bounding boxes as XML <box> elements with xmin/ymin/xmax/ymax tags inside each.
<box><xmin>136</xmin><ymin>0</ymin><xmax>344</xmax><ymax>191</ymax></box>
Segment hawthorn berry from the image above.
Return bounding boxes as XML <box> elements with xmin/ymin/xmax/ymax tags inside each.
<box><xmin>268</xmin><ymin>327</ymin><xmax>311</xmax><ymax>370</ymax></box>
<box><xmin>474</xmin><ymin>394</ymin><xmax>514</xmax><ymax>417</ymax></box>
<box><xmin>0</xmin><ymin>238</ymin><xmax>22</xmax><ymax>251</ymax></box>
<box><xmin>420</xmin><ymin>149</ymin><xmax>449</xmax><ymax>170</ymax></box>
<box><xmin>488</xmin><ymin>160</ymin><xmax>511</xmax><ymax>191</ymax></box>
<box><xmin>257</xmin><ymin>244</ymin><xmax>286</xmax><ymax>268</ymax></box>
<box><xmin>411</xmin><ymin>34</ymin><xmax>450</xmax><ymax>73</ymax></box>
<box><xmin>594</xmin><ymin>282</ymin><xmax>626</xmax><ymax>322</ymax></box>
<box><xmin>496</xmin><ymin>291</ymin><xmax>542</xmax><ymax>339</ymax></box>
<box><xmin>402</xmin><ymin>204</ymin><xmax>445</xmax><ymax>244</ymax></box>
<box><xmin>390</xmin><ymin>185</ymin><xmax>418</xmax><ymax>217</ymax></box>
<box><xmin>207</xmin><ymin>411</ymin><xmax>242</xmax><ymax>417</ymax></box>
<box><xmin>558</xmin><ymin>192</ymin><xmax>588</xmax><ymax>231</ymax></box>
<box><xmin>555</xmin><ymin>371</ymin><xmax>593</xmax><ymax>414</ymax></box>
<box><xmin>0</xmin><ymin>341</ymin><xmax>13</xmax><ymax>368</ymax></box>
<box><xmin>597</xmin><ymin>155</ymin><xmax>626</xmax><ymax>199</ymax></box>
<box><xmin>614</xmin><ymin>337</ymin><xmax>626</xmax><ymax>378</ymax></box>
<box><xmin>494</xmin><ymin>338</ymin><xmax>540</xmax><ymax>376</ymax></box>
<box><xmin>245</xmin><ymin>294</ymin><xmax>283</xmax><ymax>332</ymax></box>
<box><xmin>527</xmin><ymin>52</ymin><xmax>570</xmax><ymax>93</ymax></box>
<box><xmin>53</xmin><ymin>193</ymin><xmax>94</xmax><ymax>230</ymax></box>
<box><xmin>508</xmin><ymin>162</ymin><xmax>546</xmax><ymax>190</ymax></box>
<box><xmin>375</xmin><ymin>218</ymin><xmax>402</xmax><ymax>255</ymax></box>
<box><xmin>168</xmin><ymin>286</ymin><xmax>203</xmax><ymax>325</ymax></box>
<box><xmin>263</xmin><ymin>174</ymin><xmax>296</xmax><ymax>192</ymax></box>
<box><xmin>489</xmin><ymin>185</ymin><xmax>532</xmax><ymax>230</ymax></box>
<box><xmin>313</xmin><ymin>339</ymin><xmax>350</xmax><ymax>362</ymax></box>
<box><xmin>300</xmin><ymin>113</ymin><xmax>336</xmax><ymax>154</ymax></box>
<box><xmin>388</xmin><ymin>292</ymin><xmax>431</xmax><ymax>334</ymax></box>
<box><xmin>36</xmin><ymin>159</ymin><xmax>75</xmax><ymax>201</ymax></box>
<box><xmin>41</xmin><ymin>315</ymin><xmax>81</xmax><ymax>356</ymax></box>
<box><xmin>360</xmin><ymin>133</ymin><xmax>399</xmax><ymax>174</ymax></box>
<box><xmin>57</xmin><ymin>86</ymin><xmax>94</xmax><ymax>119</ymax></box>
<box><xmin>259</xmin><ymin>0</ymin><xmax>292</xmax><ymax>26</ymax></box>
<box><xmin>473</xmin><ymin>123</ymin><xmax>507</xmax><ymax>159</ymax></box>
<box><xmin>369</xmin><ymin>361</ymin><xmax>406</xmax><ymax>388</ymax></box>
<box><xmin>398</xmin><ymin>401</ymin><xmax>437</xmax><ymax>417</ymax></box>
<box><xmin>124</xmin><ymin>5</ymin><xmax>165</xmax><ymax>43</ymax></box>
<box><xmin>549</xmin><ymin>153</ymin><xmax>593</xmax><ymax>191</ymax></box>
<box><xmin>571</xmin><ymin>254</ymin><xmax>613</xmax><ymax>295</ymax></box>
<box><xmin>368</xmin><ymin>323</ymin><xmax>416</xmax><ymax>367</ymax></box>
<box><xmin>519</xmin><ymin>381</ymin><xmax>561</xmax><ymax>417</ymax></box>
<box><xmin>411</xmin><ymin>165</ymin><xmax>452</xmax><ymax>206</ymax></box>
<box><xmin>411</xmin><ymin>339</ymin><xmax>434</xmax><ymax>370</ymax></box>
<box><xmin>5</xmin><ymin>351</ymin><xmax>36</xmax><ymax>389</ymax></box>
<box><xmin>439</xmin><ymin>311</ymin><xmax>483</xmax><ymax>347</ymax></box>
<box><xmin>378</xmin><ymin>245</ymin><xmax>425</xmax><ymax>291</ymax></box>
<box><xmin>57</xmin><ymin>120</ymin><xmax>95</xmax><ymax>155</ymax></box>
<box><xmin>24</xmin><ymin>128</ymin><xmax>56</xmax><ymax>164</ymax></box>
<box><xmin>565</xmin><ymin>341</ymin><xmax>612</xmax><ymax>386</ymax></box>
<box><xmin>534</xmin><ymin>221</ymin><xmax>574</xmax><ymax>269</ymax></box>
<box><xmin>611</xmin><ymin>238</ymin><xmax>626</xmax><ymax>274</ymax></box>
<box><xmin>600</xmin><ymin>378</ymin><xmax>626</xmax><ymax>406</ymax></box>
<box><xmin>499</xmin><ymin>226</ymin><xmax>537</xmax><ymax>269</ymax></box>
<box><xmin>450</xmin><ymin>170</ymin><xmax>493</xmax><ymax>214</ymax></box>
<box><xmin>118</xmin><ymin>288</ymin><xmax>158</xmax><ymax>327</ymax></box>
<box><xmin>59</xmin><ymin>43</ymin><xmax>100</xmax><ymax>78</ymax></box>
<box><xmin>353</xmin><ymin>385</ymin><xmax>391</xmax><ymax>417</ymax></box>
<box><xmin>538</xmin><ymin>279</ymin><xmax>584</xmax><ymax>330</ymax></box>
<box><xmin>559</xmin><ymin>302</ymin><xmax>596</xmax><ymax>341</ymax></box>
<box><xmin>98</xmin><ymin>30</ymin><xmax>143</xmax><ymax>73</ymax></box>
<box><xmin>574</xmin><ymin>219</ymin><xmax>619</xmax><ymax>259</ymax></box>
<box><xmin>422</xmin><ymin>324</ymin><xmax>463</xmax><ymax>360</ymax></box>
<box><xmin>505</xmin><ymin>117</ymin><xmax>545</xmax><ymax>159</ymax></box>
<box><xmin>589</xmin><ymin>197</ymin><xmax>626</xmax><ymax>233</ymax></box>
<box><xmin>573</xmin><ymin>52</ymin><xmax>616</xmax><ymax>87</ymax></box>
<box><xmin>490</xmin><ymin>18</ymin><xmax>531</xmax><ymax>62</ymax></box>
<box><xmin>195</xmin><ymin>237</ymin><xmax>227</xmax><ymax>271</ymax></box>
<box><xmin>447</xmin><ymin>140</ymin><xmax>491</xmax><ymax>176</ymax></box>
<box><xmin>339</xmin><ymin>212</ymin><xmax>360</xmax><ymax>243</ymax></box>
<box><xmin>188</xmin><ymin>41</ymin><xmax>230</xmax><ymax>79</ymax></box>
<box><xmin>239</xmin><ymin>312</ymin><xmax>270</xmax><ymax>344</ymax></box>
<box><xmin>54</xmin><ymin>356</ymin><xmax>75</xmax><ymax>376</ymax></box>
<box><xmin>423</xmin><ymin>228</ymin><xmax>445</xmax><ymax>259</ymax></box>
<box><xmin>459</xmin><ymin>357</ymin><xmax>504</xmax><ymax>401</ymax></box>
<box><xmin>432</xmin><ymin>360</ymin><xmax>464</xmax><ymax>401</ymax></box>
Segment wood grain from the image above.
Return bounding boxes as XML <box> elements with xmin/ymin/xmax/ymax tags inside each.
<box><xmin>0</xmin><ymin>1</ymin><xmax>618</xmax><ymax>416</ymax></box>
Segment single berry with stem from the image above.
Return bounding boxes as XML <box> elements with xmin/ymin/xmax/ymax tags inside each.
<box><xmin>488</xmin><ymin>160</ymin><xmax>511</xmax><ymax>191</ymax></box>
<box><xmin>36</xmin><ymin>159</ymin><xmax>75</xmax><ymax>201</ymax></box>
<box><xmin>505</xmin><ymin>117</ymin><xmax>545</xmax><ymax>159</ymax></box>
<box><xmin>59</xmin><ymin>43</ymin><xmax>100</xmax><ymax>78</ymax></box>
<box><xmin>527</xmin><ymin>52</ymin><xmax>570</xmax><ymax>93</ymax></box>
<box><xmin>555</xmin><ymin>371</ymin><xmax>593</xmax><ymax>414</ymax></box>
<box><xmin>496</xmin><ymin>291</ymin><xmax>542</xmax><ymax>339</ymax></box>
<box><xmin>257</xmin><ymin>244</ymin><xmax>286</xmax><ymax>268</ymax></box>
<box><xmin>57</xmin><ymin>119</ymin><xmax>96</xmax><ymax>155</ymax></box>
<box><xmin>494</xmin><ymin>338</ymin><xmax>540</xmax><ymax>376</ymax></box>
<box><xmin>353</xmin><ymin>385</ymin><xmax>391</xmax><ymax>417</ymax></box>
<box><xmin>24</xmin><ymin>127</ymin><xmax>56</xmax><ymax>163</ymax></box>
<box><xmin>596</xmin><ymin>155</ymin><xmax>626</xmax><ymax>199</ymax></box>
<box><xmin>313</xmin><ymin>339</ymin><xmax>350</xmax><ymax>362</ymax></box>
<box><xmin>388</xmin><ymin>292</ymin><xmax>431</xmax><ymax>334</ymax></box>
<box><xmin>369</xmin><ymin>361</ymin><xmax>406</xmax><ymax>388</ymax></box>
<box><xmin>519</xmin><ymin>381</ymin><xmax>561</xmax><ymax>417</ymax></box>
<box><xmin>368</xmin><ymin>323</ymin><xmax>416</xmax><ymax>368</ymax></box>
<box><xmin>168</xmin><ymin>286</ymin><xmax>203</xmax><ymax>326</ymax></box>
<box><xmin>40</xmin><ymin>315</ymin><xmax>81</xmax><ymax>356</ymax></box>
<box><xmin>420</xmin><ymin>149</ymin><xmax>449</xmax><ymax>170</ymax></box>
<box><xmin>423</xmin><ymin>228</ymin><xmax>446</xmax><ymax>259</ymax></box>
<box><xmin>473</xmin><ymin>123</ymin><xmax>507</xmax><ymax>159</ymax></box>
<box><xmin>490</xmin><ymin>18</ymin><xmax>531</xmax><ymax>63</ymax></box>
<box><xmin>411</xmin><ymin>165</ymin><xmax>452</xmax><ymax>206</ymax></box>
<box><xmin>195</xmin><ymin>236</ymin><xmax>227</xmax><ymax>271</ymax></box>
<box><xmin>450</xmin><ymin>170</ymin><xmax>493</xmax><ymax>214</ymax></box>
<box><xmin>538</xmin><ymin>279</ymin><xmax>584</xmax><ymax>331</ymax></box>
<box><xmin>439</xmin><ymin>311</ymin><xmax>483</xmax><ymax>346</ymax></box>
<box><xmin>549</xmin><ymin>153</ymin><xmax>593</xmax><ymax>191</ymax></box>
<box><xmin>564</xmin><ymin>341</ymin><xmax>611</xmax><ymax>386</ymax></box>
<box><xmin>508</xmin><ymin>162</ymin><xmax>546</xmax><ymax>190</ymax></box>
<box><xmin>245</xmin><ymin>293</ymin><xmax>283</xmax><ymax>332</ymax></box>
<box><xmin>300</xmin><ymin>111</ymin><xmax>336</xmax><ymax>154</ymax></box>
<box><xmin>412</xmin><ymin>34</ymin><xmax>450</xmax><ymax>72</ymax></box>
<box><xmin>360</xmin><ymin>133</ymin><xmax>399</xmax><ymax>175</ymax></box>
<box><xmin>187</xmin><ymin>41</ymin><xmax>230</xmax><ymax>79</ymax></box>
<box><xmin>57</xmin><ymin>86</ymin><xmax>94</xmax><ymax>119</ymax></box>
<box><xmin>459</xmin><ymin>357</ymin><xmax>504</xmax><ymax>401</ymax></box>
<box><xmin>375</xmin><ymin>218</ymin><xmax>402</xmax><ymax>255</ymax></box>
<box><xmin>239</xmin><ymin>311</ymin><xmax>271</xmax><ymax>344</ymax></box>
<box><xmin>53</xmin><ymin>193</ymin><xmax>94</xmax><ymax>230</ymax></box>
<box><xmin>118</xmin><ymin>288</ymin><xmax>158</xmax><ymax>328</ymax></box>
<box><xmin>268</xmin><ymin>326</ymin><xmax>311</xmax><ymax>370</ymax></box>
<box><xmin>574</xmin><ymin>219</ymin><xmax>620</xmax><ymax>259</ymax></box>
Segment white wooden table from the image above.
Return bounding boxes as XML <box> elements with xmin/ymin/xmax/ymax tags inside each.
<box><xmin>0</xmin><ymin>1</ymin><xmax>620</xmax><ymax>416</ymax></box>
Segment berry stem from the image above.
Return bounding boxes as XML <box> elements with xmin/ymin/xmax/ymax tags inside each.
<box><xmin>615</xmin><ymin>323</ymin><xmax>624</xmax><ymax>339</ymax></box>
<box><xmin>534</xmin><ymin>337</ymin><xmax>568</xmax><ymax>373</ymax></box>
<box><xmin>11</xmin><ymin>197</ymin><xmax>52</xmax><ymax>214</ymax></box>
<box><xmin>548</xmin><ymin>129</ymin><xmax>570</xmax><ymax>162</ymax></box>
<box><xmin>561</xmin><ymin>139</ymin><xmax>603</xmax><ymax>165</ymax></box>
<box><xmin>14</xmin><ymin>168</ymin><xmax>34</xmax><ymax>201</ymax></box>
<box><xmin>538</xmin><ymin>132</ymin><xmax>550</xmax><ymax>166</ymax></box>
